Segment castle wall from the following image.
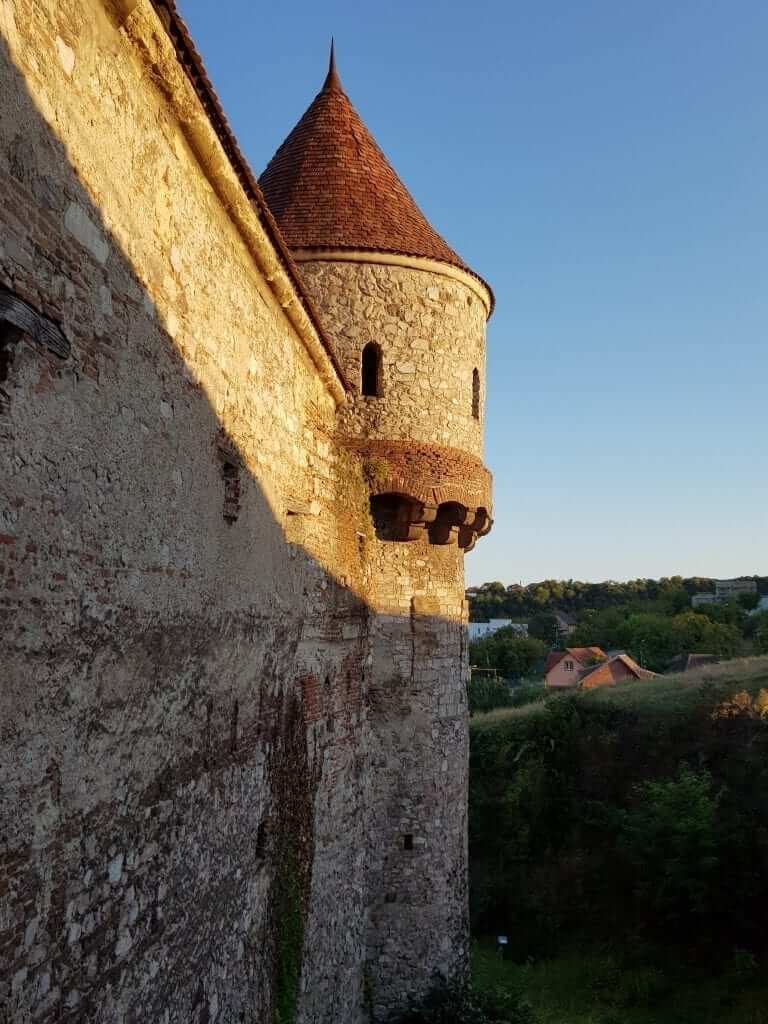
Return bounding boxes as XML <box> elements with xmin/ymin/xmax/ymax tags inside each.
<box><xmin>298</xmin><ymin>260</ymin><xmax>487</xmax><ymax>457</ymax></box>
<box><xmin>0</xmin><ymin>4</ymin><xmax>484</xmax><ymax>1023</ymax></box>
<box><xmin>298</xmin><ymin>257</ymin><xmax>484</xmax><ymax>1016</ymax></box>
<box><xmin>0</xmin><ymin>3</ymin><xmax>374</xmax><ymax>1020</ymax></box>
<box><xmin>363</xmin><ymin>542</ymin><xmax>469</xmax><ymax>1021</ymax></box>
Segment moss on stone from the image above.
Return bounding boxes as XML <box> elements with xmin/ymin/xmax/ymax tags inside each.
<box><xmin>273</xmin><ymin>843</ymin><xmax>304</xmax><ymax>1024</ymax></box>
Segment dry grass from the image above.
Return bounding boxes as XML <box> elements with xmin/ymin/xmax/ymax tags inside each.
<box><xmin>471</xmin><ymin>655</ymin><xmax>768</xmax><ymax>731</ymax></box>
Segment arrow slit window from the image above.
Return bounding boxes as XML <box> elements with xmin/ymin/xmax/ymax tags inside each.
<box><xmin>361</xmin><ymin>342</ymin><xmax>382</xmax><ymax>397</ymax></box>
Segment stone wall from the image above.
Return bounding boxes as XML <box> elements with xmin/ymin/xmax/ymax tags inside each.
<box><xmin>0</xmin><ymin>2</ymin><xmax>482</xmax><ymax>1022</ymax></box>
<box><xmin>0</xmin><ymin>2</ymin><xmax>372</xmax><ymax>1020</ymax></box>
<box><xmin>298</xmin><ymin>253</ymin><xmax>480</xmax><ymax>1017</ymax></box>
<box><xmin>298</xmin><ymin>260</ymin><xmax>487</xmax><ymax>458</ymax></box>
<box><xmin>363</xmin><ymin>542</ymin><xmax>469</xmax><ymax>1021</ymax></box>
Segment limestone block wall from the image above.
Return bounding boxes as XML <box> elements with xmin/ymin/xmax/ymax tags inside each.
<box><xmin>298</xmin><ymin>260</ymin><xmax>487</xmax><ymax>458</ymax></box>
<box><xmin>0</xmin><ymin>3</ymin><xmax>374</xmax><ymax>1021</ymax></box>
<box><xmin>363</xmin><ymin>541</ymin><xmax>469</xmax><ymax>1021</ymax></box>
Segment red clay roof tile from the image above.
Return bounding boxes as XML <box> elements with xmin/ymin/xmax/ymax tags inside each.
<box><xmin>259</xmin><ymin>49</ymin><xmax>489</xmax><ymax>294</ymax></box>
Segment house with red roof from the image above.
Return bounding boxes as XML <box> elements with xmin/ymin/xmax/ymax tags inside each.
<box><xmin>545</xmin><ymin>647</ymin><xmax>657</xmax><ymax>690</ymax></box>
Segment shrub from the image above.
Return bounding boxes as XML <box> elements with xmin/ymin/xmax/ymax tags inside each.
<box><xmin>619</xmin><ymin>766</ymin><xmax>720</xmax><ymax>930</ymax></box>
<box><xmin>469</xmin><ymin>631</ymin><xmax>547</xmax><ymax>681</ymax></box>
<box><xmin>469</xmin><ymin>677</ymin><xmax>512</xmax><ymax>715</ymax></box>
<box><xmin>394</xmin><ymin>980</ymin><xmax>537</xmax><ymax>1024</ymax></box>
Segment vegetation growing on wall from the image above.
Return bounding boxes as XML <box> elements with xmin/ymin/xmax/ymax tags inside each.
<box><xmin>266</xmin><ymin>692</ymin><xmax>320</xmax><ymax>1024</ymax></box>
<box><xmin>273</xmin><ymin>843</ymin><xmax>304</xmax><ymax>1024</ymax></box>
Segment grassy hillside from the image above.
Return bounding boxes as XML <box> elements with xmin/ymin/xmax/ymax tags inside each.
<box><xmin>469</xmin><ymin>657</ymin><xmax>768</xmax><ymax>1022</ymax></box>
<box><xmin>472</xmin><ymin>656</ymin><xmax>768</xmax><ymax>729</ymax></box>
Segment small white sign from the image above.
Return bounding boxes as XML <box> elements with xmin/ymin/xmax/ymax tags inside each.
<box><xmin>497</xmin><ymin>935</ymin><xmax>509</xmax><ymax>946</ymax></box>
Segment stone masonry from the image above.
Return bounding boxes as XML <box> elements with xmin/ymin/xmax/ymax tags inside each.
<box><xmin>0</xmin><ymin>2</ymin><xmax>493</xmax><ymax>1022</ymax></box>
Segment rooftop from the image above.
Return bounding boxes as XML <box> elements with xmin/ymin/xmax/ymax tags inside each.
<box><xmin>259</xmin><ymin>46</ymin><xmax>491</xmax><ymax>302</ymax></box>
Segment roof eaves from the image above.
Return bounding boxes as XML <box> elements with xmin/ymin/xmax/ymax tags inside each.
<box><xmin>296</xmin><ymin>243</ymin><xmax>495</xmax><ymax>317</ymax></box>
<box><xmin>148</xmin><ymin>1</ymin><xmax>349</xmax><ymax>389</ymax></box>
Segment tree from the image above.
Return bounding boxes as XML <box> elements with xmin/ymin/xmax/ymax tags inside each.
<box><xmin>671</xmin><ymin>611</ymin><xmax>741</xmax><ymax>661</ymax></box>
<box><xmin>470</xmin><ymin>629</ymin><xmax>547</xmax><ymax>680</ymax></box>
<box><xmin>620</xmin><ymin>767</ymin><xmax>719</xmax><ymax>930</ymax></box>
<box><xmin>745</xmin><ymin>610</ymin><xmax>768</xmax><ymax>654</ymax></box>
<box><xmin>739</xmin><ymin>592</ymin><xmax>761</xmax><ymax>612</ymax></box>
<box><xmin>695</xmin><ymin>600</ymin><xmax>747</xmax><ymax>629</ymax></box>
<box><xmin>527</xmin><ymin>612</ymin><xmax>559</xmax><ymax>646</ymax></box>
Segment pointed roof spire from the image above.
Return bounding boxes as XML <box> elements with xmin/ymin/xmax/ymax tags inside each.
<box><xmin>323</xmin><ymin>38</ymin><xmax>341</xmax><ymax>91</ymax></box>
<box><xmin>258</xmin><ymin>46</ymin><xmax>492</xmax><ymax>307</ymax></box>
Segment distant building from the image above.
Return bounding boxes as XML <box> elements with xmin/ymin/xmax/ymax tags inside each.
<box><xmin>553</xmin><ymin>610</ymin><xmax>577</xmax><ymax>637</ymax></box>
<box><xmin>715</xmin><ymin>579</ymin><xmax>757</xmax><ymax>600</ymax></box>
<box><xmin>545</xmin><ymin>647</ymin><xmax>657</xmax><ymax>690</ymax></box>
<box><xmin>692</xmin><ymin>579</ymin><xmax>757</xmax><ymax>607</ymax></box>
<box><xmin>469</xmin><ymin>619</ymin><xmax>528</xmax><ymax>642</ymax></box>
<box><xmin>579</xmin><ymin>654</ymin><xmax>658</xmax><ymax>689</ymax></box>
<box><xmin>545</xmin><ymin>647</ymin><xmax>607</xmax><ymax>688</ymax></box>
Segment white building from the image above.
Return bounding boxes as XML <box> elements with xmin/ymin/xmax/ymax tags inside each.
<box><xmin>469</xmin><ymin>619</ymin><xmax>528</xmax><ymax>641</ymax></box>
<box><xmin>715</xmin><ymin>579</ymin><xmax>757</xmax><ymax>600</ymax></box>
<box><xmin>692</xmin><ymin>580</ymin><xmax>757</xmax><ymax>607</ymax></box>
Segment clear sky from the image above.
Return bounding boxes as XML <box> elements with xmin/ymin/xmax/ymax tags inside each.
<box><xmin>178</xmin><ymin>0</ymin><xmax>767</xmax><ymax>586</ymax></box>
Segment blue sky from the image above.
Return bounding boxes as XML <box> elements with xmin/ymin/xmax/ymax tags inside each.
<box><xmin>179</xmin><ymin>0</ymin><xmax>767</xmax><ymax>586</ymax></box>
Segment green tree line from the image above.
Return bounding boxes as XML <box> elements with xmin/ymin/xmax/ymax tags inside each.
<box><xmin>468</xmin><ymin>576</ymin><xmax>768</xmax><ymax>622</ymax></box>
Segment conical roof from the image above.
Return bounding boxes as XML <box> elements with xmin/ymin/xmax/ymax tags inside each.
<box><xmin>259</xmin><ymin>46</ymin><xmax>480</xmax><ymax>281</ymax></box>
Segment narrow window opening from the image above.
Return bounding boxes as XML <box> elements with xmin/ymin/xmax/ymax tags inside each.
<box><xmin>0</xmin><ymin>324</ymin><xmax>21</xmax><ymax>384</ymax></box>
<box><xmin>221</xmin><ymin>458</ymin><xmax>241</xmax><ymax>523</ymax></box>
<box><xmin>403</xmin><ymin>834</ymin><xmax>414</xmax><ymax>851</ymax></box>
<box><xmin>230</xmin><ymin>699</ymin><xmax>239</xmax><ymax>754</ymax></box>
<box><xmin>361</xmin><ymin>342</ymin><xmax>382</xmax><ymax>397</ymax></box>
<box><xmin>255</xmin><ymin>818</ymin><xmax>268</xmax><ymax>859</ymax></box>
<box><xmin>324</xmin><ymin>675</ymin><xmax>334</xmax><ymax>732</ymax></box>
<box><xmin>0</xmin><ymin>324</ymin><xmax>22</xmax><ymax>414</ymax></box>
<box><xmin>472</xmin><ymin>368</ymin><xmax>480</xmax><ymax>420</ymax></box>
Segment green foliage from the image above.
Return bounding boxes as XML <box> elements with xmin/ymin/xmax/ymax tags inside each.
<box><xmin>395</xmin><ymin>979</ymin><xmax>537</xmax><ymax>1024</ymax></box>
<box><xmin>746</xmin><ymin>611</ymin><xmax>768</xmax><ymax>654</ymax></box>
<box><xmin>619</xmin><ymin>767</ymin><xmax>719</xmax><ymax>929</ymax></box>
<box><xmin>469</xmin><ymin>576</ymin><xmax>767</xmax><ymax>623</ymax></box>
<box><xmin>509</xmin><ymin>680</ymin><xmax>547</xmax><ymax>708</ymax></box>
<box><xmin>569</xmin><ymin>608</ymin><xmax>741</xmax><ymax>672</ymax></box>
<box><xmin>469</xmin><ymin>660</ymin><xmax>768</xmax><ymax>961</ymax></box>
<box><xmin>470</xmin><ymin>629</ymin><xmax>547</xmax><ymax>680</ymax></box>
<box><xmin>527</xmin><ymin>613</ymin><xmax>559</xmax><ymax>646</ymax></box>
<box><xmin>695</xmin><ymin>599</ymin><xmax>748</xmax><ymax>627</ymax></box>
<box><xmin>469</xmin><ymin>677</ymin><xmax>512</xmax><ymax>715</ymax></box>
<box><xmin>468</xmin><ymin>676</ymin><xmax>547</xmax><ymax>717</ymax></box>
<box><xmin>471</xmin><ymin>943</ymin><xmax>768</xmax><ymax>1024</ymax></box>
<box><xmin>273</xmin><ymin>846</ymin><xmax>304</xmax><ymax>1024</ymax></box>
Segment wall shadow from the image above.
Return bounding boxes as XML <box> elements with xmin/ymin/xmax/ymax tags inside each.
<box><xmin>0</xmin><ymin>13</ymin><xmax>468</xmax><ymax>1024</ymax></box>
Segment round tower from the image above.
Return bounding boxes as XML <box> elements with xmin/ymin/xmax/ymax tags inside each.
<box><xmin>260</xmin><ymin>46</ymin><xmax>494</xmax><ymax>1022</ymax></box>
<box><xmin>260</xmin><ymin>46</ymin><xmax>493</xmax><ymax>552</ymax></box>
